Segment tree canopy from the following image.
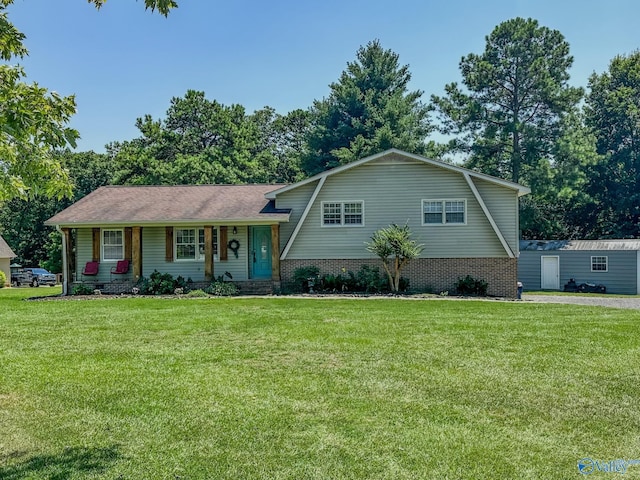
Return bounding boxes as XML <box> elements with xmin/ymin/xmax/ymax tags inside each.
<box><xmin>585</xmin><ymin>51</ymin><xmax>640</xmax><ymax>238</ymax></box>
<box><xmin>0</xmin><ymin>0</ymin><xmax>177</xmax><ymax>201</ymax></box>
<box><xmin>90</xmin><ymin>0</ymin><xmax>178</xmax><ymax>16</ymax></box>
<box><xmin>303</xmin><ymin>40</ymin><xmax>433</xmax><ymax>176</ymax></box>
<box><xmin>431</xmin><ymin>17</ymin><xmax>582</xmax><ymax>186</ymax></box>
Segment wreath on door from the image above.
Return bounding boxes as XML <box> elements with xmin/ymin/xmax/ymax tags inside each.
<box><xmin>228</xmin><ymin>239</ymin><xmax>240</xmax><ymax>259</ymax></box>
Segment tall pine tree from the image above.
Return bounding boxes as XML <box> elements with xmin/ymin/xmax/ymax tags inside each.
<box><xmin>303</xmin><ymin>40</ymin><xmax>433</xmax><ymax>176</ymax></box>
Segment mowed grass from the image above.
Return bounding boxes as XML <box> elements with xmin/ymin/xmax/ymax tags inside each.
<box><xmin>1</xmin><ymin>288</ymin><xmax>639</xmax><ymax>479</ymax></box>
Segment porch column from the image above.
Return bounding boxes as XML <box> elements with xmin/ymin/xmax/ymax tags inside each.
<box><xmin>61</xmin><ymin>228</ymin><xmax>73</xmax><ymax>295</ymax></box>
<box><xmin>204</xmin><ymin>225</ymin><xmax>214</xmax><ymax>281</ymax></box>
<box><xmin>271</xmin><ymin>224</ymin><xmax>280</xmax><ymax>282</ymax></box>
<box><xmin>132</xmin><ymin>226</ymin><xmax>142</xmax><ymax>280</ymax></box>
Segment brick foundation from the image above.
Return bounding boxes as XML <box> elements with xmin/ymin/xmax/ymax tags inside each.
<box><xmin>281</xmin><ymin>258</ymin><xmax>518</xmax><ymax>297</ymax></box>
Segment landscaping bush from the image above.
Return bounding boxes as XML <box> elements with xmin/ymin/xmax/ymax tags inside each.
<box><xmin>319</xmin><ymin>271</ymin><xmax>357</xmax><ymax>292</ymax></box>
<box><xmin>137</xmin><ymin>270</ymin><xmax>192</xmax><ymax>295</ymax></box>
<box><xmin>0</xmin><ymin>270</ymin><xmax>6</xmax><ymax>288</ymax></box>
<box><xmin>72</xmin><ymin>284</ymin><xmax>94</xmax><ymax>295</ymax></box>
<box><xmin>354</xmin><ymin>265</ymin><xmax>389</xmax><ymax>293</ymax></box>
<box><xmin>455</xmin><ymin>275</ymin><xmax>488</xmax><ymax>296</ymax></box>
<box><xmin>292</xmin><ymin>265</ymin><xmax>320</xmax><ymax>292</ymax></box>
<box><xmin>205</xmin><ymin>281</ymin><xmax>238</xmax><ymax>296</ymax></box>
<box><xmin>186</xmin><ymin>289</ymin><xmax>209</xmax><ymax>298</ymax></box>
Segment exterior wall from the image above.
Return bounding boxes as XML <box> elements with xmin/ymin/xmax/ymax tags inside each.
<box><xmin>281</xmin><ymin>257</ymin><xmax>518</xmax><ymax>297</ymax></box>
<box><xmin>518</xmin><ymin>250</ymin><xmax>638</xmax><ymax>294</ymax></box>
<box><xmin>277</xmin><ymin>158</ymin><xmax>516</xmax><ymax>260</ymax></box>
<box><xmin>275</xmin><ymin>180</ymin><xmax>317</xmax><ymax>253</ymax></box>
<box><xmin>473</xmin><ymin>177</ymin><xmax>519</xmax><ymax>254</ymax></box>
<box><xmin>75</xmin><ymin>225</ymin><xmax>250</xmax><ymax>283</ymax></box>
<box><xmin>0</xmin><ymin>258</ymin><xmax>10</xmax><ymax>286</ymax></box>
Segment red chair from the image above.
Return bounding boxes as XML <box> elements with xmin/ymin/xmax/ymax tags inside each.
<box><xmin>81</xmin><ymin>261</ymin><xmax>99</xmax><ymax>280</ymax></box>
<box><xmin>110</xmin><ymin>259</ymin><xmax>129</xmax><ymax>282</ymax></box>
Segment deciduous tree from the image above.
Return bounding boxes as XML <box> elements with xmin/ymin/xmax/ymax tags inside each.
<box><xmin>0</xmin><ymin>0</ymin><xmax>175</xmax><ymax>201</ymax></box>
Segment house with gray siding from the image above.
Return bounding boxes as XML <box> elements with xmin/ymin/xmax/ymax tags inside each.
<box><xmin>46</xmin><ymin>149</ymin><xmax>530</xmax><ymax>297</ymax></box>
<box><xmin>519</xmin><ymin>240</ymin><xmax>640</xmax><ymax>294</ymax></box>
<box><xmin>0</xmin><ymin>234</ymin><xmax>16</xmax><ymax>287</ymax></box>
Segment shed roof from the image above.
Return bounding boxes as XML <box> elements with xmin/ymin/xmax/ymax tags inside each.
<box><xmin>520</xmin><ymin>239</ymin><xmax>640</xmax><ymax>251</ymax></box>
<box><xmin>46</xmin><ymin>184</ymin><xmax>290</xmax><ymax>226</ymax></box>
<box><xmin>0</xmin><ymin>234</ymin><xmax>16</xmax><ymax>258</ymax></box>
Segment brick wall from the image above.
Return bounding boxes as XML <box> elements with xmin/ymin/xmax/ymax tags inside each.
<box><xmin>281</xmin><ymin>257</ymin><xmax>518</xmax><ymax>297</ymax></box>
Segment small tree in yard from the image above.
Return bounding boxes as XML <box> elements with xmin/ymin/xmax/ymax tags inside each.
<box><xmin>366</xmin><ymin>224</ymin><xmax>423</xmax><ymax>292</ymax></box>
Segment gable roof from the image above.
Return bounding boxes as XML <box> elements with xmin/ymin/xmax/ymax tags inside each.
<box><xmin>0</xmin><ymin>234</ymin><xmax>16</xmax><ymax>259</ymax></box>
<box><xmin>265</xmin><ymin>149</ymin><xmax>531</xmax><ymax>199</ymax></box>
<box><xmin>46</xmin><ymin>184</ymin><xmax>290</xmax><ymax>227</ymax></box>
<box><xmin>521</xmin><ymin>239</ymin><xmax>640</xmax><ymax>251</ymax></box>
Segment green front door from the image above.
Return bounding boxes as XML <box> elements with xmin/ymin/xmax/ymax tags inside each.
<box><xmin>252</xmin><ymin>226</ymin><xmax>272</xmax><ymax>279</ymax></box>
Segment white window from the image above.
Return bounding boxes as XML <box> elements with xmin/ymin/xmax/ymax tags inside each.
<box><xmin>422</xmin><ymin>199</ymin><xmax>466</xmax><ymax>225</ymax></box>
<box><xmin>591</xmin><ymin>256</ymin><xmax>608</xmax><ymax>272</ymax></box>
<box><xmin>102</xmin><ymin>229</ymin><xmax>123</xmax><ymax>261</ymax></box>
<box><xmin>322</xmin><ymin>202</ymin><xmax>364</xmax><ymax>226</ymax></box>
<box><xmin>175</xmin><ymin>228</ymin><xmax>218</xmax><ymax>261</ymax></box>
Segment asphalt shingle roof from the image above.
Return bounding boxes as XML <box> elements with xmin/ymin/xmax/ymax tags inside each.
<box><xmin>0</xmin><ymin>234</ymin><xmax>16</xmax><ymax>258</ymax></box>
<box><xmin>46</xmin><ymin>185</ymin><xmax>290</xmax><ymax>226</ymax></box>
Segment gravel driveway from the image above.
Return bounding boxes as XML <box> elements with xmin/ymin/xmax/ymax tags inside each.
<box><xmin>522</xmin><ymin>294</ymin><xmax>640</xmax><ymax>310</ymax></box>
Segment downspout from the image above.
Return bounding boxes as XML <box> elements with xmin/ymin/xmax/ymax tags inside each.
<box><xmin>56</xmin><ymin>225</ymin><xmax>68</xmax><ymax>296</ymax></box>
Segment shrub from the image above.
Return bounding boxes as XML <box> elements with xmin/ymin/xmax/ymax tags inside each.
<box><xmin>292</xmin><ymin>266</ymin><xmax>320</xmax><ymax>292</ymax></box>
<box><xmin>205</xmin><ymin>281</ymin><xmax>238</xmax><ymax>296</ymax></box>
<box><xmin>354</xmin><ymin>265</ymin><xmax>388</xmax><ymax>293</ymax></box>
<box><xmin>72</xmin><ymin>284</ymin><xmax>94</xmax><ymax>295</ymax></box>
<box><xmin>186</xmin><ymin>289</ymin><xmax>209</xmax><ymax>298</ymax></box>
<box><xmin>455</xmin><ymin>275</ymin><xmax>488</xmax><ymax>296</ymax></box>
<box><xmin>0</xmin><ymin>270</ymin><xmax>6</xmax><ymax>288</ymax></box>
<box><xmin>136</xmin><ymin>270</ymin><xmax>190</xmax><ymax>295</ymax></box>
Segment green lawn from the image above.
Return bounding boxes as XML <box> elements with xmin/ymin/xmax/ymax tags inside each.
<box><xmin>1</xmin><ymin>288</ymin><xmax>639</xmax><ymax>479</ymax></box>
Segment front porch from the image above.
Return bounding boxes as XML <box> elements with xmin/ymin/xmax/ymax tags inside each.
<box><xmin>60</xmin><ymin>224</ymin><xmax>282</xmax><ymax>296</ymax></box>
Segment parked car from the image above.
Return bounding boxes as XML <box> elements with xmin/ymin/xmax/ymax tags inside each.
<box><xmin>10</xmin><ymin>268</ymin><xmax>33</xmax><ymax>287</ymax></box>
<box><xmin>24</xmin><ymin>268</ymin><xmax>57</xmax><ymax>287</ymax></box>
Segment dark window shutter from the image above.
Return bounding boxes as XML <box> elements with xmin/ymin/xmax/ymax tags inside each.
<box><xmin>92</xmin><ymin>228</ymin><xmax>100</xmax><ymax>262</ymax></box>
<box><xmin>220</xmin><ymin>226</ymin><xmax>228</xmax><ymax>261</ymax></box>
<box><xmin>165</xmin><ymin>227</ymin><xmax>173</xmax><ymax>262</ymax></box>
<box><xmin>124</xmin><ymin>227</ymin><xmax>132</xmax><ymax>261</ymax></box>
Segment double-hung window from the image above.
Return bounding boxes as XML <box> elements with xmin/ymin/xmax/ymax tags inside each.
<box><xmin>175</xmin><ymin>227</ymin><xmax>218</xmax><ymax>261</ymax></box>
<box><xmin>591</xmin><ymin>256</ymin><xmax>608</xmax><ymax>272</ymax></box>
<box><xmin>102</xmin><ymin>229</ymin><xmax>124</xmax><ymax>261</ymax></box>
<box><xmin>322</xmin><ymin>202</ymin><xmax>363</xmax><ymax>226</ymax></box>
<box><xmin>422</xmin><ymin>199</ymin><xmax>466</xmax><ymax>225</ymax></box>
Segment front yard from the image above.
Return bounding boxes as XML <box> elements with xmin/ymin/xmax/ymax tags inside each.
<box><xmin>1</xmin><ymin>288</ymin><xmax>639</xmax><ymax>479</ymax></box>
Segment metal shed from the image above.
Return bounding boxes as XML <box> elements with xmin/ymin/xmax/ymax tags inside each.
<box><xmin>518</xmin><ymin>240</ymin><xmax>640</xmax><ymax>295</ymax></box>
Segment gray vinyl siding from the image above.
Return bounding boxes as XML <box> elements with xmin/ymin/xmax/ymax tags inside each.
<box><xmin>76</xmin><ymin>228</ymin><xmax>107</xmax><ymax>282</ymax></box>
<box><xmin>518</xmin><ymin>250</ymin><xmax>638</xmax><ymax>294</ymax></box>
<box><xmin>279</xmin><ymin>161</ymin><xmax>511</xmax><ymax>259</ymax></box>
<box><xmin>275</xmin><ymin>181</ymin><xmax>317</xmax><ymax>253</ymax></box>
<box><xmin>1</xmin><ymin>258</ymin><xmax>11</xmax><ymax>286</ymax></box>
<box><xmin>473</xmin><ymin>177</ymin><xmax>519</xmax><ymax>254</ymax></box>
<box><xmin>76</xmin><ymin>226</ymin><xmax>250</xmax><ymax>283</ymax></box>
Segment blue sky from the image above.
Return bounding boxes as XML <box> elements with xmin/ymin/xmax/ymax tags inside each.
<box><xmin>8</xmin><ymin>0</ymin><xmax>640</xmax><ymax>152</ymax></box>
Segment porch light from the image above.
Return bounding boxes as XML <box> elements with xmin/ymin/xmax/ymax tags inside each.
<box><xmin>232</xmin><ymin>226</ymin><xmax>238</xmax><ymax>235</ymax></box>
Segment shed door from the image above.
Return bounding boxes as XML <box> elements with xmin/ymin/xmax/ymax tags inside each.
<box><xmin>541</xmin><ymin>256</ymin><xmax>560</xmax><ymax>290</ymax></box>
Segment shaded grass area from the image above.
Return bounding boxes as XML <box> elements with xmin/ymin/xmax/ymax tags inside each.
<box><xmin>1</xmin><ymin>288</ymin><xmax>639</xmax><ymax>479</ymax></box>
